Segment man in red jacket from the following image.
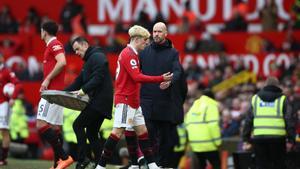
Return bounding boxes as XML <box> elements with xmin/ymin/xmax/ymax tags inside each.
<box><xmin>95</xmin><ymin>25</ymin><xmax>172</xmax><ymax>169</ymax></box>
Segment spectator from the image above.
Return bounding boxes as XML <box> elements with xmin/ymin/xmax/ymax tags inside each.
<box><xmin>71</xmin><ymin>6</ymin><xmax>87</xmax><ymax>36</ymax></box>
<box><xmin>260</xmin><ymin>0</ymin><xmax>278</xmax><ymax>31</ymax></box>
<box><xmin>133</xmin><ymin>11</ymin><xmax>152</xmax><ymax>32</ymax></box>
<box><xmin>20</xmin><ymin>7</ymin><xmax>41</xmax><ymax>34</ymax></box>
<box><xmin>184</xmin><ymin>35</ymin><xmax>198</xmax><ymax>53</ymax></box>
<box><xmin>281</xmin><ymin>30</ymin><xmax>300</xmax><ymax>52</ymax></box>
<box><xmin>27</xmin><ymin>56</ymin><xmax>43</xmax><ymax>81</ymax></box>
<box><xmin>292</xmin><ymin>0</ymin><xmax>300</xmax><ymax>29</ymax></box>
<box><xmin>221</xmin><ymin>109</ymin><xmax>240</xmax><ymax>138</ymax></box>
<box><xmin>223</xmin><ymin>8</ymin><xmax>248</xmax><ymax>32</ymax></box>
<box><xmin>0</xmin><ymin>5</ymin><xmax>18</xmax><ymax>34</ymax></box>
<box><xmin>60</xmin><ymin>0</ymin><xmax>82</xmax><ymax>33</ymax></box>
<box><xmin>197</xmin><ymin>32</ymin><xmax>224</xmax><ymax>53</ymax></box>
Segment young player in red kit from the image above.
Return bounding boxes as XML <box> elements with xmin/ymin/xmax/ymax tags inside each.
<box><xmin>36</xmin><ymin>21</ymin><xmax>73</xmax><ymax>169</ymax></box>
<box><xmin>0</xmin><ymin>53</ymin><xmax>21</xmax><ymax>165</ymax></box>
<box><xmin>95</xmin><ymin>25</ymin><xmax>172</xmax><ymax>169</ymax></box>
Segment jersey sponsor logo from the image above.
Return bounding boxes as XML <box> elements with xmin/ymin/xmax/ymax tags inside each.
<box><xmin>130</xmin><ymin>59</ymin><xmax>138</xmax><ymax>69</ymax></box>
<box><xmin>259</xmin><ymin>101</ymin><xmax>275</xmax><ymax>107</ymax></box>
<box><xmin>52</xmin><ymin>45</ymin><xmax>63</xmax><ymax>51</ymax></box>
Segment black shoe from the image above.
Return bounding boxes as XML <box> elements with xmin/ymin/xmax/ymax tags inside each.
<box><xmin>76</xmin><ymin>159</ymin><xmax>90</xmax><ymax>169</ymax></box>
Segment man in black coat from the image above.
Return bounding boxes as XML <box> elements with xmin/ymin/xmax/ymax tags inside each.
<box><xmin>242</xmin><ymin>77</ymin><xmax>296</xmax><ymax>169</ymax></box>
<box><xmin>139</xmin><ymin>22</ymin><xmax>185</xmax><ymax>168</ymax></box>
<box><xmin>65</xmin><ymin>37</ymin><xmax>113</xmax><ymax>169</ymax></box>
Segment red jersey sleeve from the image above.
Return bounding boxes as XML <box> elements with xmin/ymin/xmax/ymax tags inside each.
<box><xmin>49</xmin><ymin>42</ymin><xmax>64</xmax><ymax>57</ymax></box>
<box><xmin>120</xmin><ymin>53</ymin><xmax>163</xmax><ymax>83</ymax></box>
<box><xmin>7</xmin><ymin>71</ymin><xmax>21</xmax><ymax>99</ymax></box>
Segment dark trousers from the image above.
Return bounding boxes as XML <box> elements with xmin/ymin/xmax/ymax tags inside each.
<box><xmin>195</xmin><ymin>151</ymin><xmax>221</xmax><ymax>169</ymax></box>
<box><xmin>253</xmin><ymin>138</ymin><xmax>286</xmax><ymax>169</ymax></box>
<box><xmin>73</xmin><ymin>107</ymin><xmax>105</xmax><ymax>163</ymax></box>
<box><xmin>146</xmin><ymin>119</ymin><xmax>175</xmax><ymax>167</ymax></box>
<box><xmin>171</xmin><ymin>151</ymin><xmax>184</xmax><ymax>168</ymax></box>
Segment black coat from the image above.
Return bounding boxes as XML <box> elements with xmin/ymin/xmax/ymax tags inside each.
<box><xmin>140</xmin><ymin>39</ymin><xmax>186</xmax><ymax>123</ymax></box>
<box><xmin>65</xmin><ymin>47</ymin><xmax>113</xmax><ymax>119</ymax></box>
<box><xmin>242</xmin><ymin>85</ymin><xmax>296</xmax><ymax>143</ymax></box>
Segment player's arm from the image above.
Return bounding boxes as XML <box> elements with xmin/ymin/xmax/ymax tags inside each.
<box><xmin>8</xmin><ymin>71</ymin><xmax>22</xmax><ymax>99</ymax></box>
<box><xmin>40</xmin><ymin>53</ymin><xmax>66</xmax><ymax>91</ymax></box>
<box><xmin>121</xmin><ymin>56</ymin><xmax>167</xmax><ymax>83</ymax></box>
<box><xmin>64</xmin><ymin>71</ymin><xmax>83</xmax><ymax>91</ymax></box>
<box><xmin>171</xmin><ymin>51</ymin><xmax>181</xmax><ymax>83</ymax></box>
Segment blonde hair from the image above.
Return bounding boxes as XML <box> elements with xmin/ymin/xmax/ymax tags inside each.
<box><xmin>128</xmin><ymin>25</ymin><xmax>150</xmax><ymax>39</ymax></box>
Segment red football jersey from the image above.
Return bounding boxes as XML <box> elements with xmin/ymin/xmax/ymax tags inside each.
<box><xmin>114</xmin><ymin>45</ymin><xmax>164</xmax><ymax>108</ymax></box>
<box><xmin>0</xmin><ymin>66</ymin><xmax>20</xmax><ymax>103</ymax></box>
<box><xmin>43</xmin><ymin>37</ymin><xmax>66</xmax><ymax>90</ymax></box>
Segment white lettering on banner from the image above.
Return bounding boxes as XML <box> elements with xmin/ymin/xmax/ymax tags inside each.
<box><xmin>133</xmin><ymin>0</ymin><xmax>157</xmax><ymax>20</ymax></box>
<box><xmin>223</xmin><ymin>0</ymin><xmax>233</xmax><ymax>20</ymax></box>
<box><xmin>277</xmin><ymin>0</ymin><xmax>290</xmax><ymax>19</ymax></box>
<box><xmin>191</xmin><ymin>0</ymin><xmax>216</xmax><ymax>21</ymax></box>
<box><xmin>184</xmin><ymin>53</ymin><xmax>292</xmax><ymax>77</ymax></box>
<box><xmin>246</xmin><ymin>0</ymin><xmax>264</xmax><ymax>20</ymax></box>
<box><xmin>263</xmin><ymin>53</ymin><xmax>290</xmax><ymax>75</ymax></box>
<box><xmin>263</xmin><ymin>54</ymin><xmax>275</xmax><ymax>75</ymax></box>
<box><xmin>243</xmin><ymin>54</ymin><xmax>259</xmax><ymax>74</ymax></box>
<box><xmin>161</xmin><ymin>0</ymin><xmax>184</xmax><ymax>20</ymax></box>
<box><xmin>97</xmin><ymin>0</ymin><xmax>291</xmax><ymax>23</ymax></box>
<box><xmin>98</xmin><ymin>0</ymin><xmax>130</xmax><ymax>22</ymax></box>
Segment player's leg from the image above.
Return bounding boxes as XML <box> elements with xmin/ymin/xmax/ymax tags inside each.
<box><xmin>133</xmin><ymin>107</ymin><xmax>160</xmax><ymax>169</ymax></box>
<box><xmin>0</xmin><ymin>102</ymin><xmax>11</xmax><ymax>165</ymax></box>
<box><xmin>84</xmin><ymin>113</ymin><xmax>105</xmax><ymax>168</ymax></box>
<box><xmin>36</xmin><ymin>98</ymin><xmax>72</xmax><ymax>168</ymax></box>
<box><xmin>96</xmin><ymin>104</ymin><xmax>130</xmax><ymax>169</ymax></box>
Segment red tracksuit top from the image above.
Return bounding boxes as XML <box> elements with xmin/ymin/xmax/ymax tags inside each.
<box><xmin>114</xmin><ymin>45</ymin><xmax>164</xmax><ymax>108</ymax></box>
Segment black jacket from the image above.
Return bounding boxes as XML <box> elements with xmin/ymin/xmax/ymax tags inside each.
<box><xmin>140</xmin><ymin>39</ymin><xmax>185</xmax><ymax>123</ymax></box>
<box><xmin>242</xmin><ymin>85</ymin><xmax>296</xmax><ymax>143</ymax></box>
<box><xmin>65</xmin><ymin>47</ymin><xmax>113</xmax><ymax>119</ymax></box>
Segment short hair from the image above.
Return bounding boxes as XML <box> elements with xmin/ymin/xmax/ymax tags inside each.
<box><xmin>41</xmin><ymin>21</ymin><xmax>59</xmax><ymax>36</ymax></box>
<box><xmin>71</xmin><ymin>36</ymin><xmax>89</xmax><ymax>46</ymax></box>
<box><xmin>265</xmin><ymin>76</ymin><xmax>280</xmax><ymax>87</ymax></box>
<box><xmin>128</xmin><ymin>25</ymin><xmax>150</xmax><ymax>40</ymax></box>
<box><xmin>202</xmin><ymin>89</ymin><xmax>214</xmax><ymax>99</ymax></box>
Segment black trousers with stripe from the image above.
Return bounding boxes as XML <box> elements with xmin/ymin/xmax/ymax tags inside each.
<box><xmin>73</xmin><ymin>106</ymin><xmax>105</xmax><ymax>163</ymax></box>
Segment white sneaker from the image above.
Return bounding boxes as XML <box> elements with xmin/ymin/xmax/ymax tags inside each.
<box><xmin>95</xmin><ymin>165</ymin><xmax>105</xmax><ymax>169</ymax></box>
<box><xmin>148</xmin><ymin>162</ymin><xmax>161</xmax><ymax>169</ymax></box>
<box><xmin>128</xmin><ymin>165</ymin><xmax>139</xmax><ymax>169</ymax></box>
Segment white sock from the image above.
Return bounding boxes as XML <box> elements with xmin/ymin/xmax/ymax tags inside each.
<box><xmin>95</xmin><ymin>165</ymin><xmax>105</xmax><ymax>169</ymax></box>
<box><xmin>148</xmin><ymin>162</ymin><xmax>159</xmax><ymax>169</ymax></box>
<box><xmin>137</xmin><ymin>156</ymin><xmax>144</xmax><ymax>163</ymax></box>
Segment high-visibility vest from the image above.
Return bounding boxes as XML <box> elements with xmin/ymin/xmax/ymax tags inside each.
<box><xmin>252</xmin><ymin>95</ymin><xmax>286</xmax><ymax>136</ymax></box>
<box><xmin>10</xmin><ymin>99</ymin><xmax>29</xmax><ymax>140</ymax></box>
<box><xmin>185</xmin><ymin>95</ymin><xmax>221</xmax><ymax>152</ymax></box>
<box><xmin>63</xmin><ymin>108</ymin><xmax>80</xmax><ymax>143</ymax></box>
<box><xmin>100</xmin><ymin>119</ymin><xmax>113</xmax><ymax>140</ymax></box>
<box><xmin>174</xmin><ymin>124</ymin><xmax>187</xmax><ymax>152</ymax></box>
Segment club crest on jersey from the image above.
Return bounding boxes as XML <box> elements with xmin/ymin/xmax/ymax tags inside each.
<box><xmin>130</xmin><ymin>59</ymin><xmax>138</xmax><ymax>69</ymax></box>
<box><xmin>52</xmin><ymin>45</ymin><xmax>62</xmax><ymax>51</ymax></box>
<box><xmin>259</xmin><ymin>101</ymin><xmax>275</xmax><ymax>107</ymax></box>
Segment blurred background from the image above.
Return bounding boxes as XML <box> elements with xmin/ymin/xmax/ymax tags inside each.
<box><xmin>0</xmin><ymin>0</ymin><xmax>300</xmax><ymax>168</ymax></box>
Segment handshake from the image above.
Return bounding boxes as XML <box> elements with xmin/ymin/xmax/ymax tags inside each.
<box><xmin>160</xmin><ymin>72</ymin><xmax>173</xmax><ymax>90</ymax></box>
